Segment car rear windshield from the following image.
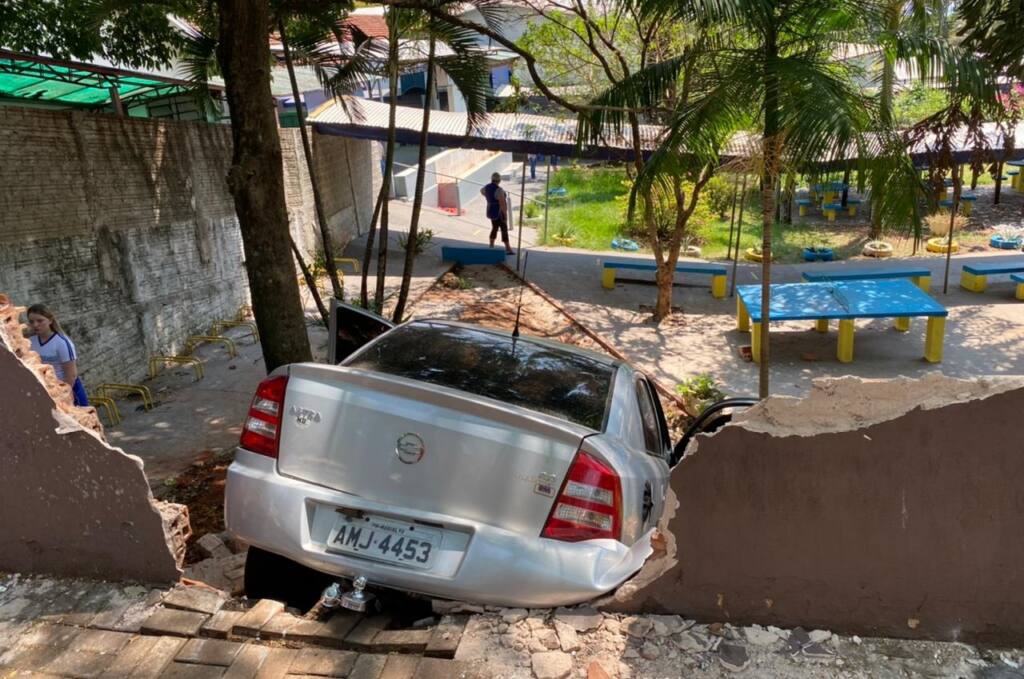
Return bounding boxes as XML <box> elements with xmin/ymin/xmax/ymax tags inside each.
<box><xmin>345</xmin><ymin>322</ymin><xmax>615</xmax><ymax>430</ymax></box>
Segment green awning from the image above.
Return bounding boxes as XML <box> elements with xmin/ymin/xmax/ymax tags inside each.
<box><xmin>0</xmin><ymin>49</ymin><xmax>216</xmax><ymax>108</ymax></box>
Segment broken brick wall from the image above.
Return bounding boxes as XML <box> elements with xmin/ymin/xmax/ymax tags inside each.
<box><xmin>0</xmin><ymin>296</ymin><xmax>183</xmax><ymax>583</ymax></box>
<box><xmin>608</xmin><ymin>375</ymin><xmax>1024</xmax><ymax>644</ymax></box>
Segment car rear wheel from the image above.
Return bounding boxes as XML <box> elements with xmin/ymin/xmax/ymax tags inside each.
<box><xmin>244</xmin><ymin>546</ymin><xmax>336</xmax><ymax>612</ymax></box>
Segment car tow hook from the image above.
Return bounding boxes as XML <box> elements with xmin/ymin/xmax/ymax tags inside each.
<box><xmin>341</xmin><ymin>575</ymin><xmax>374</xmax><ymax>612</ymax></box>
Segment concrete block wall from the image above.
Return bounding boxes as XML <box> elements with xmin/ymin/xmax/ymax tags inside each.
<box><xmin>0</xmin><ymin>106</ymin><xmax>375</xmax><ymax>387</ymax></box>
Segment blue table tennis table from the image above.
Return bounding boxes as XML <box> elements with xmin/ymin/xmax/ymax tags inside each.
<box><xmin>736</xmin><ymin>279</ymin><xmax>948</xmax><ymax>363</ymax></box>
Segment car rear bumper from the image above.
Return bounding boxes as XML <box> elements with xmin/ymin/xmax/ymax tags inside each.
<box><xmin>225</xmin><ymin>449</ymin><xmax>653</xmax><ymax>608</ymax></box>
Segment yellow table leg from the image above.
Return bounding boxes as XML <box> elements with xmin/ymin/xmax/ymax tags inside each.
<box><xmin>825</xmin><ymin>209</ymin><xmax>837</xmax><ymax>222</ymax></box>
<box><xmin>960</xmin><ymin>271</ymin><xmax>986</xmax><ymax>292</ymax></box>
<box><xmin>847</xmin><ymin>206</ymin><xmax>857</xmax><ymax>216</ymax></box>
<box><xmin>1016</xmin><ymin>282</ymin><xmax>1024</xmax><ymax>300</ymax></box>
<box><xmin>837</xmin><ymin>319</ymin><xmax>855</xmax><ymax>363</ymax></box>
<box><xmin>894</xmin><ymin>316</ymin><xmax>910</xmax><ymax>332</ymax></box>
<box><xmin>737</xmin><ymin>298</ymin><xmax>750</xmax><ymax>332</ymax></box>
<box><xmin>815</xmin><ymin>319</ymin><xmax>829</xmax><ymax>333</ymax></box>
<box><xmin>751</xmin><ymin>322</ymin><xmax>762</xmax><ymax>363</ymax></box>
<box><xmin>925</xmin><ymin>316</ymin><xmax>946</xmax><ymax>362</ymax></box>
<box><xmin>799</xmin><ymin>205</ymin><xmax>807</xmax><ymax>217</ymax></box>
<box><xmin>711</xmin><ymin>275</ymin><xmax>726</xmax><ymax>299</ymax></box>
<box><xmin>962</xmin><ymin>201</ymin><xmax>973</xmax><ymax>216</ymax></box>
<box><xmin>914</xmin><ymin>275</ymin><xmax>931</xmax><ymax>292</ymax></box>
<box><xmin>602</xmin><ymin>267</ymin><xmax>616</xmax><ymax>290</ymax></box>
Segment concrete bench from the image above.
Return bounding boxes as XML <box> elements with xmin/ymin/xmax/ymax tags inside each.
<box><xmin>823</xmin><ymin>202</ymin><xmax>843</xmax><ymax>221</ymax></box>
<box><xmin>802</xmin><ymin>266</ymin><xmax>932</xmax><ymax>292</ymax></box>
<box><xmin>602</xmin><ymin>259</ymin><xmax>727</xmax><ymax>298</ymax></box>
<box><xmin>441</xmin><ymin>246</ymin><xmax>507</xmax><ymax>265</ymax></box>
<box><xmin>960</xmin><ymin>259</ymin><xmax>1024</xmax><ymax>292</ymax></box>
<box><xmin>1013</xmin><ymin>274</ymin><xmax>1024</xmax><ymax>300</ymax></box>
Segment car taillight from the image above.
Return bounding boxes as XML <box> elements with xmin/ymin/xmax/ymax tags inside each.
<box><xmin>541</xmin><ymin>450</ymin><xmax>622</xmax><ymax>542</ymax></box>
<box><xmin>239</xmin><ymin>375</ymin><xmax>288</xmax><ymax>458</ymax></box>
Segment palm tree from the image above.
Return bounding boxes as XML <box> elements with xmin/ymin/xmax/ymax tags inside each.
<box><xmin>582</xmin><ymin>0</ymin><xmax>922</xmax><ymax>397</ymax></box>
<box><xmin>390</xmin><ymin>3</ymin><xmax>494</xmax><ymax>322</ymax></box>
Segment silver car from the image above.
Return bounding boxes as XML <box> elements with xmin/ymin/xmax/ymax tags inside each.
<box><xmin>225</xmin><ymin>302</ymin><xmax>674</xmax><ymax>608</ymax></box>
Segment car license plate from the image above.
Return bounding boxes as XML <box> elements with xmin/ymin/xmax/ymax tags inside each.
<box><xmin>326</xmin><ymin>515</ymin><xmax>441</xmax><ymax>569</ymax></box>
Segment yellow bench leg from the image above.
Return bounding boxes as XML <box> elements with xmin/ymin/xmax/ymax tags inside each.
<box><xmin>914</xmin><ymin>275</ymin><xmax>931</xmax><ymax>292</ymax></box>
<box><xmin>737</xmin><ymin>298</ymin><xmax>750</xmax><ymax>332</ymax></box>
<box><xmin>1016</xmin><ymin>282</ymin><xmax>1024</xmax><ymax>300</ymax></box>
<box><xmin>894</xmin><ymin>316</ymin><xmax>910</xmax><ymax>332</ymax></box>
<box><xmin>825</xmin><ymin>209</ymin><xmax>836</xmax><ymax>222</ymax></box>
<box><xmin>711</xmin><ymin>275</ymin><xmax>726</xmax><ymax>299</ymax></box>
<box><xmin>960</xmin><ymin>271</ymin><xmax>986</xmax><ymax>292</ymax></box>
<box><xmin>751</xmin><ymin>322</ymin><xmax>762</xmax><ymax>362</ymax></box>
<box><xmin>602</xmin><ymin>268</ymin><xmax>616</xmax><ymax>290</ymax></box>
<box><xmin>925</xmin><ymin>316</ymin><xmax>946</xmax><ymax>362</ymax></box>
<box><xmin>799</xmin><ymin>205</ymin><xmax>808</xmax><ymax>217</ymax></box>
<box><xmin>847</xmin><ymin>206</ymin><xmax>857</xmax><ymax>216</ymax></box>
<box><xmin>837</xmin><ymin>319</ymin><xmax>855</xmax><ymax>363</ymax></box>
<box><xmin>962</xmin><ymin>202</ymin><xmax>972</xmax><ymax>216</ymax></box>
<box><xmin>815</xmin><ymin>319</ymin><xmax>829</xmax><ymax>333</ymax></box>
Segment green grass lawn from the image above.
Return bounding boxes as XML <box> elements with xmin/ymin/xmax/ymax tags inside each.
<box><xmin>539</xmin><ymin>166</ymin><xmax>877</xmax><ymax>263</ymax></box>
<box><xmin>538</xmin><ymin>165</ymin><xmax>1007</xmax><ymax>263</ymax></box>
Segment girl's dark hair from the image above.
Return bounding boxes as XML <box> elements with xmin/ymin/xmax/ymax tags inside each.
<box><xmin>27</xmin><ymin>303</ymin><xmax>62</xmax><ymax>335</ymax></box>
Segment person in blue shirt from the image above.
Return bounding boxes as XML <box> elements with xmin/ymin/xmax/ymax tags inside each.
<box><xmin>480</xmin><ymin>172</ymin><xmax>514</xmax><ymax>255</ymax></box>
<box><xmin>27</xmin><ymin>303</ymin><xmax>89</xmax><ymax>407</ymax></box>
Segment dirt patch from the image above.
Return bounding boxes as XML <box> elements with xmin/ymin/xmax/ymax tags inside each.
<box><xmin>153</xmin><ymin>449</ymin><xmax>233</xmax><ymax>564</ymax></box>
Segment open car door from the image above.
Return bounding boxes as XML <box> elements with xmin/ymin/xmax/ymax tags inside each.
<box><xmin>670</xmin><ymin>398</ymin><xmax>757</xmax><ymax>467</ymax></box>
<box><xmin>328</xmin><ymin>298</ymin><xmax>395</xmax><ymax>364</ymax></box>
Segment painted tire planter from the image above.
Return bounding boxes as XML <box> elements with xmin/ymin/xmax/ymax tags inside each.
<box><xmin>990</xmin><ymin>235</ymin><xmax>1023</xmax><ymax>250</ymax></box>
<box><xmin>744</xmin><ymin>247</ymin><xmax>772</xmax><ymax>262</ymax></box>
<box><xmin>862</xmin><ymin>241</ymin><xmax>894</xmax><ymax>258</ymax></box>
<box><xmin>926</xmin><ymin>237</ymin><xmax>959</xmax><ymax>254</ymax></box>
<box><xmin>611</xmin><ymin>238</ymin><xmax>640</xmax><ymax>251</ymax></box>
<box><xmin>552</xmin><ymin>235</ymin><xmax>576</xmax><ymax>246</ymax></box>
<box><xmin>683</xmin><ymin>245</ymin><xmax>702</xmax><ymax>257</ymax></box>
<box><xmin>803</xmin><ymin>247</ymin><xmax>835</xmax><ymax>262</ymax></box>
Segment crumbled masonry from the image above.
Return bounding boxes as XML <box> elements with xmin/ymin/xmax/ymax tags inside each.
<box><xmin>0</xmin><ymin>292</ymin><xmax>185</xmax><ymax>584</ymax></box>
<box><xmin>603</xmin><ymin>373</ymin><xmax>1024</xmax><ymax>644</ymax></box>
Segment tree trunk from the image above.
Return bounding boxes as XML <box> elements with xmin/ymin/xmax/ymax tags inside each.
<box><xmin>392</xmin><ymin>37</ymin><xmax>436</xmax><ymax>323</ymax></box>
<box><xmin>758</xmin><ymin>23</ymin><xmax>780</xmax><ymax>399</ymax></box>
<box><xmin>871</xmin><ymin>3</ymin><xmax>900</xmax><ymax>241</ymax></box>
<box><xmin>374</xmin><ymin>13</ymin><xmax>400</xmax><ymax>313</ymax></box>
<box><xmin>216</xmin><ymin>0</ymin><xmax>311</xmax><ymax>370</ymax></box>
<box><xmin>279</xmin><ymin>19</ymin><xmax>343</xmax><ymax>299</ymax></box>
<box><xmin>360</xmin><ymin>175</ymin><xmax>385</xmax><ymax>307</ymax></box>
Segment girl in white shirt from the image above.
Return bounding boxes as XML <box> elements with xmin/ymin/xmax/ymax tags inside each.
<box><xmin>27</xmin><ymin>304</ymin><xmax>89</xmax><ymax>407</ymax></box>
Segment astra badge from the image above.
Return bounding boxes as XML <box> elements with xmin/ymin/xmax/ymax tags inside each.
<box><xmin>289</xmin><ymin>405</ymin><xmax>321</xmax><ymax>427</ymax></box>
<box><xmin>395</xmin><ymin>433</ymin><xmax>426</xmax><ymax>464</ymax></box>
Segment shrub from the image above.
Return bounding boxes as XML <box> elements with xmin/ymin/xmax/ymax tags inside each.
<box><xmin>676</xmin><ymin>374</ymin><xmax>726</xmax><ymax>414</ymax></box>
<box><xmin>525</xmin><ymin>201</ymin><xmax>541</xmax><ymax>219</ymax></box>
<box><xmin>925</xmin><ymin>212</ymin><xmax>966</xmax><ymax>238</ymax></box>
<box><xmin>398</xmin><ymin>228</ymin><xmax>434</xmax><ymax>255</ymax></box>
<box><xmin>703</xmin><ymin>175</ymin><xmax>734</xmax><ymax>219</ymax></box>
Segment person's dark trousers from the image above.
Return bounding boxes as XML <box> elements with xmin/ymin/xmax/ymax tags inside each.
<box><xmin>529</xmin><ymin>156</ymin><xmax>538</xmax><ymax>179</ymax></box>
<box><xmin>489</xmin><ymin>218</ymin><xmax>512</xmax><ymax>252</ymax></box>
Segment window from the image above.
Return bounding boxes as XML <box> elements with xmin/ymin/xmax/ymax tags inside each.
<box><xmin>345</xmin><ymin>322</ymin><xmax>616</xmax><ymax>430</ymax></box>
<box><xmin>636</xmin><ymin>378</ymin><xmax>668</xmax><ymax>459</ymax></box>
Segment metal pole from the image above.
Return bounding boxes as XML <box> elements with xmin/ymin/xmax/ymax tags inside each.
<box><xmin>725</xmin><ymin>172</ymin><xmax>740</xmax><ymax>260</ymax></box>
<box><xmin>729</xmin><ymin>173</ymin><xmax>749</xmax><ymax>298</ymax></box>
<box><xmin>543</xmin><ymin>156</ymin><xmax>552</xmax><ymax>245</ymax></box>
<box><xmin>516</xmin><ymin>157</ymin><xmax>526</xmax><ymax>270</ymax></box>
<box><xmin>943</xmin><ymin>165</ymin><xmax>961</xmax><ymax>294</ymax></box>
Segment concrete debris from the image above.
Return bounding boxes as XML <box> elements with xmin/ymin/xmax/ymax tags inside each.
<box><xmin>0</xmin><ymin>294</ymin><xmax>183</xmax><ymax>584</ymax></box>
<box><xmin>808</xmin><ymin>629</ymin><xmax>833</xmax><ymax>643</ymax></box>
<box><xmin>638</xmin><ymin>642</ymin><xmax>660</xmax><ymax>660</ymax></box>
<box><xmin>552</xmin><ymin>620</ymin><xmax>579</xmax><ymax>652</ymax></box>
<box><xmin>196</xmin><ymin>533</ymin><xmax>234</xmax><ymax>560</ymax></box>
<box><xmin>621</xmin><ymin>616</ymin><xmax>653</xmax><ymax>638</ymax></box>
<box><xmin>553</xmin><ymin>606</ymin><xmax>603</xmax><ymax>632</ymax></box>
<box><xmin>531</xmin><ymin>650</ymin><xmax>572</xmax><ymax>679</ymax></box>
<box><xmin>500</xmin><ymin>608</ymin><xmax>529</xmax><ymax>624</ymax></box>
<box><xmin>718</xmin><ymin>642</ymin><xmax>750</xmax><ymax>672</ymax></box>
<box><xmin>744</xmin><ymin>625</ymin><xmax>781</xmax><ymax>646</ymax></box>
